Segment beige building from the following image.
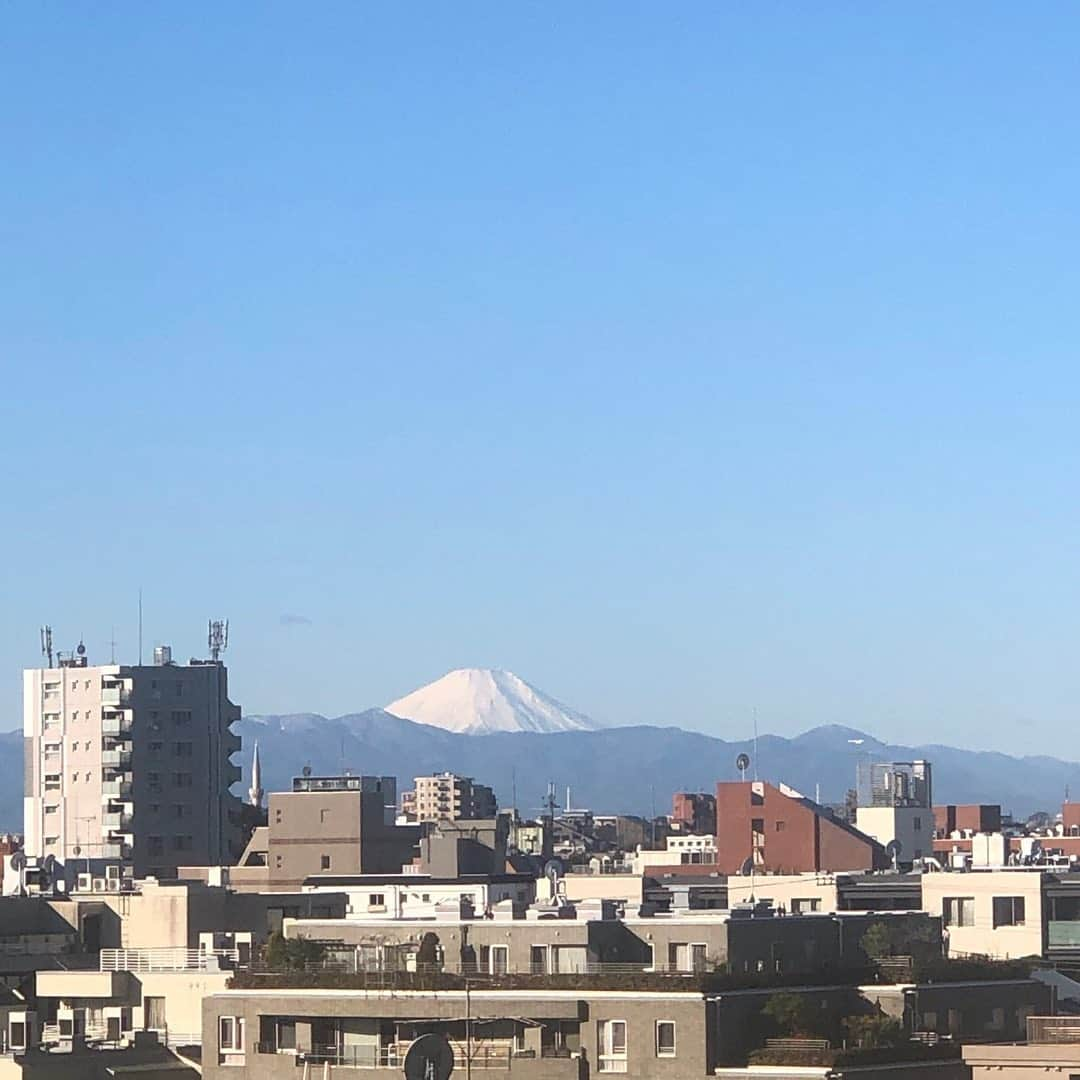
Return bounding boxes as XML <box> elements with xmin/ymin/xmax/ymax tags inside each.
<box><xmin>233</xmin><ymin>775</ymin><xmax>419</xmax><ymax>891</ymax></box>
<box><xmin>921</xmin><ymin>869</ymin><xmax>1047</xmax><ymax>959</ymax></box>
<box><xmin>402</xmin><ymin>773</ymin><xmax>497</xmax><ymax>823</ymax></box>
<box><xmin>23</xmin><ymin>643</ymin><xmax>243</xmax><ymax>881</ymax></box>
<box><xmin>965</xmin><ymin>1017</ymin><xmax>1080</xmax><ymax>1078</ymax></box>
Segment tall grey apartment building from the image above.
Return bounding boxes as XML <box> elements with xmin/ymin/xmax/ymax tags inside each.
<box><xmin>23</xmin><ymin>643</ymin><xmax>244</xmax><ymax>881</ymax></box>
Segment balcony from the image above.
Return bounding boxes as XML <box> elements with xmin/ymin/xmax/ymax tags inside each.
<box><xmin>100</xmin><ymin>687</ymin><xmax>131</xmax><ymax>707</ymax></box>
<box><xmin>102</xmin><ymin>748</ymin><xmax>131</xmax><ymax>768</ymax></box>
<box><xmin>102</xmin><ymin>811</ymin><xmax>134</xmax><ymax>832</ymax></box>
<box><xmin>101</xmin><ymin>779</ymin><xmax>132</xmax><ymax>798</ymax></box>
<box><xmin>101</xmin><ymin>713</ymin><xmax>132</xmax><ymax>737</ymax></box>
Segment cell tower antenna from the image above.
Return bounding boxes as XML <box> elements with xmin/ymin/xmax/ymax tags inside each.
<box><xmin>208</xmin><ymin>619</ymin><xmax>229</xmax><ymax>662</ymax></box>
<box><xmin>752</xmin><ymin>708</ymin><xmax>760</xmax><ymax>781</ymax></box>
<box><xmin>138</xmin><ymin>588</ymin><xmax>143</xmax><ymax>665</ymax></box>
<box><xmin>40</xmin><ymin>626</ymin><xmax>54</xmax><ymax>668</ymax></box>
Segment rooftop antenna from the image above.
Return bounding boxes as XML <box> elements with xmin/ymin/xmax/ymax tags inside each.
<box><xmin>208</xmin><ymin>619</ymin><xmax>229</xmax><ymax>662</ymax></box>
<box><xmin>40</xmin><ymin>626</ymin><xmax>54</xmax><ymax>668</ymax></box>
<box><xmin>138</xmin><ymin>588</ymin><xmax>143</xmax><ymax>665</ymax></box>
<box><xmin>109</xmin><ymin>626</ymin><xmax>117</xmax><ymax>665</ymax></box>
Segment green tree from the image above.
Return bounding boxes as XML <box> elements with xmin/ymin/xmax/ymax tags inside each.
<box><xmin>762</xmin><ymin>992</ymin><xmax>817</xmax><ymax>1036</ymax></box>
<box><xmin>265</xmin><ymin>931</ymin><xmax>326</xmax><ymax>972</ymax></box>
<box><xmin>843</xmin><ymin>1012</ymin><xmax>904</xmax><ymax>1050</ymax></box>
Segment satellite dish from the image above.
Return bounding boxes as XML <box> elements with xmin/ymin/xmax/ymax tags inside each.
<box><xmin>9</xmin><ymin>851</ymin><xmax>25</xmax><ymax>871</ymax></box>
<box><xmin>885</xmin><ymin>839</ymin><xmax>902</xmax><ymax>867</ymax></box>
<box><xmin>738</xmin><ymin>855</ymin><xmax>754</xmax><ymax>876</ymax></box>
<box><xmin>42</xmin><ymin>854</ymin><xmax>56</xmax><ymax>875</ymax></box>
<box><xmin>76</xmin><ymin>641</ymin><xmax>86</xmax><ymax>656</ymax></box>
<box><xmin>72</xmin><ymin>846</ymin><xmax>81</xmax><ymax>857</ymax></box>
<box><xmin>403</xmin><ymin>1033</ymin><xmax>454</xmax><ymax>1080</ymax></box>
<box><xmin>735</xmin><ymin>753</ymin><xmax>751</xmax><ymax>780</ymax></box>
<box><xmin>302</xmin><ymin>764</ymin><xmax>313</xmax><ymax>778</ymax></box>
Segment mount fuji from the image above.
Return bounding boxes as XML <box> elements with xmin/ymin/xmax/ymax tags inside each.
<box><xmin>385</xmin><ymin>668</ymin><xmax>600</xmax><ymax>735</ymax></box>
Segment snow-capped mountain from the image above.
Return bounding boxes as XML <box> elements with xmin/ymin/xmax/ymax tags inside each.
<box><xmin>385</xmin><ymin>668</ymin><xmax>600</xmax><ymax>735</ymax></box>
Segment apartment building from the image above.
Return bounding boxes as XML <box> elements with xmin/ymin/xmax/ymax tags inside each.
<box><xmin>402</xmin><ymin>773</ymin><xmax>497</xmax><ymax>823</ymax></box>
<box><xmin>203</xmin><ymin>983</ymin><xmax>716</xmax><ymax>1080</ymax></box>
<box><xmin>965</xmin><ymin>1017</ymin><xmax>1080</xmax><ymax>1078</ymax></box>
<box><xmin>715</xmin><ymin>780</ymin><xmax>887</xmax><ymax>874</ymax></box>
<box><xmin>854</xmin><ymin>759</ymin><xmax>933</xmax><ymax>864</ymax></box>
<box><xmin>23</xmin><ymin>644</ymin><xmax>243</xmax><ymax>882</ymax></box>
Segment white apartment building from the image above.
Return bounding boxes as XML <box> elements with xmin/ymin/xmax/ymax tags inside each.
<box><xmin>401</xmin><ymin>773</ymin><xmax>497</xmax><ymax>823</ymax></box>
<box><xmin>23</xmin><ymin>643</ymin><xmax>244</xmax><ymax>884</ymax></box>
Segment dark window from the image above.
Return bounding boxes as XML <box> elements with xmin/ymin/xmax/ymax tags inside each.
<box><xmin>147</xmin><ymin>836</ymin><xmax>164</xmax><ymax>856</ymax></box>
<box><xmin>171</xmin><ymin>710</ymin><xmax>192</xmax><ymax>726</ymax></box>
<box><xmin>320</xmin><ymin>854</ymin><xmax>331</xmax><ymax>870</ymax></box>
<box><xmin>172</xmin><ymin>772</ymin><xmax>193</xmax><ymax>788</ymax></box>
<box><xmin>147</xmin><ymin>773</ymin><xmax>162</xmax><ymax>794</ymax></box>
<box><xmin>173</xmin><ymin>741</ymin><xmax>193</xmax><ymax>757</ymax></box>
<box><xmin>171</xmin><ymin>804</ymin><xmax>188</xmax><ymax>819</ymax></box>
<box><xmin>171</xmin><ymin>835</ymin><xmax>193</xmax><ymax>852</ymax></box>
<box><xmin>993</xmin><ymin>896</ymin><xmax>1025</xmax><ymax>928</ymax></box>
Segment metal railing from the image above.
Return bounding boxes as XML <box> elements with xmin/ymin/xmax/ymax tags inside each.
<box><xmin>286</xmin><ymin>1043</ymin><xmax>513</xmax><ymax>1070</ymax></box>
<box><xmin>100</xmin><ymin>947</ymin><xmax>239</xmax><ymax>972</ymax></box>
<box><xmin>1027</xmin><ymin>1016</ymin><xmax>1080</xmax><ymax>1044</ymax></box>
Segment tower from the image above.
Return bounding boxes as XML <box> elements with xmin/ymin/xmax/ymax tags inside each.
<box><xmin>248</xmin><ymin>741</ymin><xmax>264</xmax><ymax>809</ymax></box>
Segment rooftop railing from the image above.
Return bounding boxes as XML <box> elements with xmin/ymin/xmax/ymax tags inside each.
<box><xmin>100</xmin><ymin>947</ymin><xmax>239</xmax><ymax>973</ymax></box>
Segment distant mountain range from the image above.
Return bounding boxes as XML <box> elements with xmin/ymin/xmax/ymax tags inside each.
<box><xmin>1</xmin><ymin>669</ymin><xmax>1076</xmax><ymax>830</ymax></box>
<box><xmin>223</xmin><ymin>714</ymin><xmax>1079</xmax><ymax>821</ymax></box>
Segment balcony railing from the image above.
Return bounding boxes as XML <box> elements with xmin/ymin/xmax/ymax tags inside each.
<box><xmin>285</xmin><ymin>1043</ymin><xmax>513</xmax><ymax>1070</ymax></box>
<box><xmin>101</xmin><ymin>947</ymin><xmax>240</xmax><ymax>973</ymax></box>
<box><xmin>101</xmin><ymin>812</ymin><xmax>134</xmax><ymax>832</ymax></box>
<box><xmin>101</xmin><ymin>779</ymin><xmax>132</xmax><ymax>798</ymax></box>
<box><xmin>1028</xmin><ymin>1016</ymin><xmax>1080</xmax><ymax>1044</ymax></box>
<box><xmin>101</xmin><ymin>714</ymin><xmax>132</xmax><ymax>737</ymax></box>
<box><xmin>1048</xmin><ymin>922</ymin><xmax>1080</xmax><ymax>948</ymax></box>
<box><xmin>102</xmin><ymin>749</ymin><xmax>131</xmax><ymax>768</ymax></box>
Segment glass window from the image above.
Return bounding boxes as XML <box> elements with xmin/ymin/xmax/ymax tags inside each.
<box><xmin>993</xmin><ymin>896</ymin><xmax>1025</xmax><ymax>928</ymax></box>
<box><xmin>656</xmin><ymin>1021</ymin><xmax>676</xmax><ymax>1056</ymax></box>
<box><xmin>598</xmin><ymin>1019</ymin><xmax>627</xmax><ymax>1071</ymax></box>
<box><xmin>943</xmin><ymin>896</ymin><xmax>975</xmax><ymax>927</ymax></box>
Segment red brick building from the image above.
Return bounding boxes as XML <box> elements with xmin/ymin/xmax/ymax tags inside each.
<box><xmin>715</xmin><ymin>780</ymin><xmax>887</xmax><ymax>874</ymax></box>
<box><xmin>933</xmin><ymin>804</ymin><xmax>1001</xmax><ymax>838</ymax></box>
<box><xmin>671</xmin><ymin>792</ymin><xmax>717</xmax><ymax>835</ymax></box>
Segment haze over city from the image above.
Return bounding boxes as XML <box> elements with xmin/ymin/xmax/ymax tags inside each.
<box><xmin>5</xmin><ymin>7</ymin><xmax>1080</xmax><ymax>754</ymax></box>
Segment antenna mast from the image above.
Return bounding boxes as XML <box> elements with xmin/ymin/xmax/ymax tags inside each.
<box><xmin>40</xmin><ymin>626</ymin><xmax>54</xmax><ymax>668</ymax></box>
<box><xmin>208</xmin><ymin>619</ymin><xmax>229</xmax><ymax>662</ymax></box>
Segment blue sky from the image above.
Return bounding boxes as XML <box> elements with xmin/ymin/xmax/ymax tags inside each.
<box><xmin>3</xmin><ymin>6</ymin><xmax>1080</xmax><ymax>752</ymax></box>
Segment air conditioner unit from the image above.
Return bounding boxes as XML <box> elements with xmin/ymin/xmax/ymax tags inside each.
<box><xmin>92</xmin><ymin>878</ymin><xmax>107</xmax><ymax>893</ymax></box>
<box><xmin>77</xmin><ymin>873</ymin><xmax>92</xmax><ymax>893</ymax></box>
<box><xmin>105</xmin><ymin>879</ymin><xmax>120</xmax><ymax>892</ymax></box>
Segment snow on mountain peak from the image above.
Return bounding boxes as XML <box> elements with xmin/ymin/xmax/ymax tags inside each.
<box><xmin>385</xmin><ymin>668</ymin><xmax>599</xmax><ymax>735</ymax></box>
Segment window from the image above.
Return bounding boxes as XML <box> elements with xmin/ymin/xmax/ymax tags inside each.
<box><xmin>775</xmin><ymin>820</ymin><xmax>786</xmax><ymax>832</ymax></box>
<box><xmin>598</xmin><ymin>1020</ymin><xmax>627</xmax><ymax>1072</ymax></box>
<box><xmin>993</xmin><ymin>896</ymin><xmax>1026</xmax><ymax>928</ymax></box>
<box><xmin>172</xmin><ymin>772</ymin><xmax>193</xmax><ymax>788</ymax></box>
<box><xmin>148</xmin><ymin>772</ymin><xmax>162</xmax><ymax>794</ymax></box>
<box><xmin>147</xmin><ymin>836</ymin><xmax>164</xmax><ymax>855</ymax></box>
<box><xmin>171</xmin><ymin>835</ymin><xmax>193</xmax><ymax>852</ymax></box>
<box><xmin>44</xmin><ymin>804</ymin><xmax>58</xmax><ymax>815</ymax></box>
<box><xmin>320</xmin><ymin>808</ymin><xmax>330</xmax><ymax>823</ymax></box>
<box><xmin>44</xmin><ymin>836</ymin><xmax>59</xmax><ymax>847</ymax></box>
<box><xmin>914</xmin><ymin>816</ymin><xmax>922</xmax><ymax>832</ymax></box>
<box><xmin>656</xmin><ymin>1021</ymin><xmax>676</xmax><ymax>1057</ymax></box>
<box><xmin>171</xmin><ymin>710</ymin><xmax>192</xmax><ymax>726</ymax></box>
<box><xmin>368</xmin><ymin>893</ymin><xmax>386</xmax><ymax>908</ymax></box>
<box><xmin>792</xmin><ymin>898</ymin><xmax>820</xmax><ymax>914</ymax></box>
<box><xmin>171</xmin><ymin>804</ymin><xmax>188</xmax><ymax>820</ymax></box>
<box><xmin>175</xmin><ymin>681</ymin><xmax>184</xmax><ymax>697</ymax></box>
<box><xmin>275</xmin><ymin>809</ymin><xmax>282</xmax><ymax>823</ymax></box>
<box><xmin>490</xmin><ymin>944</ymin><xmax>508</xmax><ymax>975</ymax></box>
<box><xmin>219</xmin><ymin>1015</ymin><xmax>245</xmax><ymax>1051</ymax></box>
<box><xmin>149</xmin><ymin>742</ymin><xmax>163</xmax><ymax>754</ymax></box>
<box><xmin>148</xmin><ymin>804</ymin><xmax>161</xmax><ymax>815</ymax></box>
<box><xmin>173</xmin><ymin>741</ymin><xmax>193</xmax><ymax>757</ymax></box>
<box><xmin>320</xmin><ymin>854</ymin><xmax>331</xmax><ymax>870</ymax></box>
<box><xmin>922</xmin><ymin>1010</ymin><xmax>938</xmax><ymax>1030</ymax></box>
<box><xmin>275</xmin><ymin>1019</ymin><xmax>296</xmax><ymax>1051</ymax></box>
<box><xmin>943</xmin><ymin>896</ymin><xmax>975</xmax><ymax>928</ymax></box>
<box><xmin>70</xmin><ymin>741</ymin><xmax>78</xmax><ymax>752</ymax></box>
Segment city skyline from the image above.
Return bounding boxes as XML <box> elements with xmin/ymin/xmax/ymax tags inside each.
<box><xmin>6</xmin><ymin>7</ymin><xmax>1080</xmax><ymax>753</ymax></box>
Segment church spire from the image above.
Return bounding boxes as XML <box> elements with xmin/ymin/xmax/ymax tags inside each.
<box><xmin>248</xmin><ymin>740</ymin><xmax>264</xmax><ymax>809</ymax></box>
